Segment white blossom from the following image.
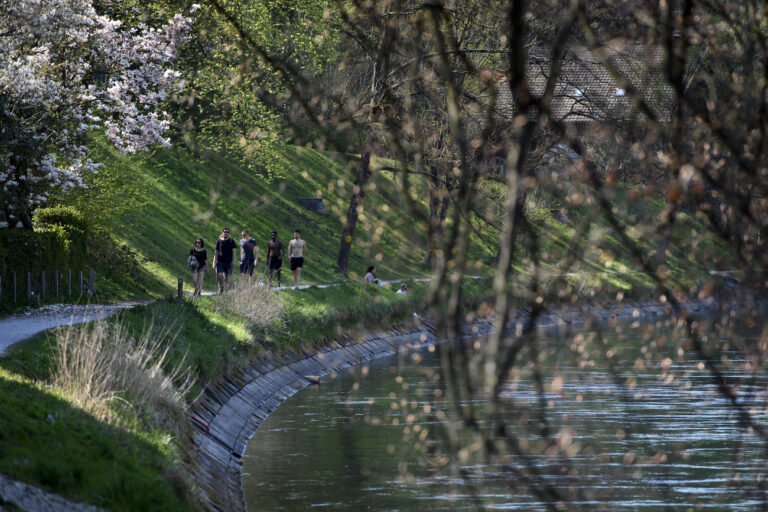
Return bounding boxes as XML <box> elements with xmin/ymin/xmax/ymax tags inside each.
<box><xmin>0</xmin><ymin>0</ymin><xmax>195</xmax><ymax>221</ymax></box>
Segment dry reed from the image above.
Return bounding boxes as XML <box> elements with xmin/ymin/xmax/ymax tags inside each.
<box><xmin>210</xmin><ymin>279</ymin><xmax>285</xmax><ymax>328</ymax></box>
<box><xmin>52</xmin><ymin>317</ymin><xmax>194</xmax><ymax>433</ymax></box>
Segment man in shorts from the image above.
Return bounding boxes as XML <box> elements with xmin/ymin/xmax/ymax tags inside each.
<box><xmin>213</xmin><ymin>227</ymin><xmax>237</xmax><ymax>293</ymax></box>
<box><xmin>239</xmin><ymin>229</ymin><xmax>259</xmax><ymax>284</ymax></box>
<box><xmin>266</xmin><ymin>231</ymin><xmax>284</xmax><ymax>288</ymax></box>
<box><xmin>287</xmin><ymin>229</ymin><xmax>310</xmax><ymax>289</ymax></box>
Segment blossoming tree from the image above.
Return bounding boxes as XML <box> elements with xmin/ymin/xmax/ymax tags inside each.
<box><xmin>0</xmin><ymin>0</ymin><xmax>197</xmax><ymax>228</ymax></box>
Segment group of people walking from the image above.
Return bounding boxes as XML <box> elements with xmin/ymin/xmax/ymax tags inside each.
<box><xmin>188</xmin><ymin>228</ymin><xmax>310</xmax><ymax>295</ymax></box>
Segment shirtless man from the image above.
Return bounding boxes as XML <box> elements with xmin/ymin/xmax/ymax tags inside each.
<box><xmin>266</xmin><ymin>231</ymin><xmax>284</xmax><ymax>288</ymax></box>
<box><xmin>287</xmin><ymin>229</ymin><xmax>310</xmax><ymax>288</ymax></box>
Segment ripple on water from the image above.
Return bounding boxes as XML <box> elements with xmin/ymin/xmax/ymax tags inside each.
<box><xmin>243</xmin><ymin>325</ymin><xmax>768</xmax><ymax>511</ymax></box>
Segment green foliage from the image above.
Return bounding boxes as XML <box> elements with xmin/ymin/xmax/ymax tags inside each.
<box><xmin>34</xmin><ymin>206</ymin><xmax>89</xmax><ymax>266</ymax></box>
<box><xmin>171</xmin><ymin>0</ymin><xmax>341</xmax><ymax>179</ymax></box>
<box><xmin>34</xmin><ymin>206</ymin><xmax>88</xmax><ymax>234</ymax></box>
<box><xmin>0</xmin><ymin>228</ymin><xmax>69</xmax><ymax>276</ymax></box>
<box><xmin>64</xmin><ymin>136</ymin><xmax>156</xmax><ymax>238</ymax></box>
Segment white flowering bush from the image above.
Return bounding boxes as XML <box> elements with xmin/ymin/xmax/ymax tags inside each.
<box><xmin>0</xmin><ymin>0</ymin><xmax>199</xmax><ymax>228</ymax></box>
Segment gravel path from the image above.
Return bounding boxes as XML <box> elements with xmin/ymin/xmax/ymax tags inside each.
<box><xmin>0</xmin><ymin>279</ymin><xmax>423</xmax><ymax>354</ymax></box>
<box><xmin>0</xmin><ymin>301</ymin><xmax>151</xmax><ymax>355</ymax></box>
<box><xmin>0</xmin><ymin>473</ymin><xmax>103</xmax><ymax>512</ymax></box>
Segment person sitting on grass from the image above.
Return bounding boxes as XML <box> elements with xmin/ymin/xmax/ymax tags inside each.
<box><xmin>364</xmin><ymin>265</ymin><xmax>382</xmax><ymax>285</ymax></box>
<box><xmin>396</xmin><ymin>283</ymin><xmax>407</xmax><ymax>294</ymax></box>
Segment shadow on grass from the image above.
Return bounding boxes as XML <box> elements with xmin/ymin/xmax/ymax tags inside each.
<box><xmin>0</xmin><ymin>370</ymin><xmax>190</xmax><ymax>511</ymax></box>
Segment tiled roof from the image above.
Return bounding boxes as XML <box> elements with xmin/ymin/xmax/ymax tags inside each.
<box><xmin>494</xmin><ymin>42</ymin><xmax>681</xmax><ymax>123</ymax></box>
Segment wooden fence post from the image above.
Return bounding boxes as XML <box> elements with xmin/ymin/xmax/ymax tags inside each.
<box><xmin>68</xmin><ymin>269</ymin><xmax>71</xmax><ymax>297</ymax></box>
<box><xmin>89</xmin><ymin>269</ymin><xmax>94</xmax><ymax>297</ymax></box>
<box><xmin>41</xmin><ymin>270</ymin><xmax>45</xmax><ymax>301</ymax></box>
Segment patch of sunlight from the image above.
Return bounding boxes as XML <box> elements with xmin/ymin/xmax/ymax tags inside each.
<box><xmin>291</xmin><ymin>301</ymin><xmax>333</xmax><ymax>320</ymax></box>
<box><xmin>141</xmin><ymin>259</ymin><xmax>178</xmax><ymax>295</ymax></box>
<box><xmin>0</xmin><ymin>368</ymin><xmax>27</xmax><ymax>384</ymax></box>
<box><xmin>196</xmin><ymin>305</ymin><xmax>252</xmax><ymax>345</ymax></box>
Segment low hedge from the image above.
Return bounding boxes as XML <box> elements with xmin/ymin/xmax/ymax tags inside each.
<box><xmin>0</xmin><ymin>227</ymin><xmax>69</xmax><ymax>275</ymax></box>
<box><xmin>0</xmin><ymin>207</ymin><xmax>91</xmax><ymax>307</ymax></box>
<box><xmin>34</xmin><ymin>206</ymin><xmax>89</xmax><ymax>265</ymax></box>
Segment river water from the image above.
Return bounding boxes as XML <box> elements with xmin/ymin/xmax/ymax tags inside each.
<box><xmin>243</xmin><ymin>320</ymin><xmax>768</xmax><ymax>511</ymax></box>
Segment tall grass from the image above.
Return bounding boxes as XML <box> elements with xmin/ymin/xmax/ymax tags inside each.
<box><xmin>52</xmin><ymin>318</ymin><xmax>194</xmax><ymax>435</ymax></box>
<box><xmin>208</xmin><ymin>280</ymin><xmax>286</xmax><ymax>329</ymax></box>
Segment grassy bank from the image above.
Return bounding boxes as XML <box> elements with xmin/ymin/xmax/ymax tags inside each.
<box><xmin>0</xmin><ymin>139</ymin><xmax>739</xmax><ymax>510</ymax></box>
<box><xmin>0</xmin><ymin>279</ymin><xmax>447</xmax><ymax>510</ymax></box>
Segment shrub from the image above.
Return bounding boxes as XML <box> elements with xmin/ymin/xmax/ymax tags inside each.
<box><xmin>0</xmin><ymin>226</ymin><xmax>69</xmax><ymax>275</ymax></box>
<box><xmin>34</xmin><ymin>206</ymin><xmax>89</xmax><ymax>234</ymax></box>
<box><xmin>34</xmin><ymin>206</ymin><xmax>89</xmax><ymax>265</ymax></box>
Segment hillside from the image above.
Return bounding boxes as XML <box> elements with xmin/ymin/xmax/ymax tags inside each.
<box><xmin>30</xmin><ymin>136</ymin><xmax>730</xmax><ymax>306</ymax></box>
<box><xmin>74</xmin><ymin>142</ymin><xmax>468</xmax><ymax>300</ymax></box>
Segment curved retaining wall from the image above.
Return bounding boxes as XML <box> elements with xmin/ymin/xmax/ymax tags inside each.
<box><xmin>189</xmin><ymin>326</ymin><xmax>443</xmax><ymax>512</ymax></box>
<box><xmin>189</xmin><ymin>299</ymin><xmax>721</xmax><ymax>512</ymax></box>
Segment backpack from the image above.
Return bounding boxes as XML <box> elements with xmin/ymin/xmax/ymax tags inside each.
<box><xmin>188</xmin><ymin>254</ymin><xmax>199</xmax><ymax>271</ymax></box>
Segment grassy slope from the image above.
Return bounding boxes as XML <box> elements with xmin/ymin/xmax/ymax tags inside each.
<box><xmin>0</xmin><ymin>141</ymin><xmax>464</xmax><ymax>510</ymax></box>
<box><xmin>0</xmin><ymin>352</ymin><xmax>190</xmax><ymax>511</ymax></box>
<box><xmin>89</xmin><ymin>142</ymin><xmax>449</xmax><ymax>301</ymax></box>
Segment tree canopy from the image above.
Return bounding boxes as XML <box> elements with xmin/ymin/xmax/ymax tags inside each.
<box><xmin>0</xmin><ymin>0</ymin><xmax>196</xmax><ymax>228</ymax></box>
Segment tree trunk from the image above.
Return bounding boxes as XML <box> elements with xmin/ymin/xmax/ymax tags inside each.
<box><xmin>423</xmin><ymin>166</ymin><xmax>450</xmax><ymax>268</ymax></box>
<box><xmin>19</xmin><ymin>208</ymin><xmax>34</xmax><ymax>230</ymax></box>
<box><xmin>335</xmin><ymin>0</ymin><xmax>393</xmax><ymax>275</ymax></box>
<box><xmin>336</xmin><ymin>146</ymin><xmax>372</xmax><ymax>275</ymax></box>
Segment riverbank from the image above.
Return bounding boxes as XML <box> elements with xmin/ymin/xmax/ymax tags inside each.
<box><xmin>190</xmin><ymin>297</ymin><xmax>724</xmax><ymax>512</ymax></box>
<box><xmin>0</xmin><ymin>276</ymin><xmax>751</xmax><ymax>511</ymax></box>
<box><xmin>0</xmin><ymin>280</ymin><xmax>435</xmax><ymax>510</ymax></box>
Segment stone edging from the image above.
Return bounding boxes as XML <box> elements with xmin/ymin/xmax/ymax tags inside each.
<box><xmin>189</xmin><ymin>299</ymin><xmax>724</xmax><ymax>512</ymax></box>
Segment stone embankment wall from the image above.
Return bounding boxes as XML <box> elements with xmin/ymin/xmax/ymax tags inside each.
<box><xmin>189</xmin><ymin>299</ymin><xmax>717</xmax><ymax>512</ymax></box>
<box><xmin>189</xmin><ymin>326</ymin><xmax>443</xmax><ymax>512</ymax></box>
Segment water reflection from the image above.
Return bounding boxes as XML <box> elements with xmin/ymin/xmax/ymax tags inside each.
<box><xmin>243</xmin><ymin>321</ymin><xmax>767</xmax><ymax>511</ymax></box>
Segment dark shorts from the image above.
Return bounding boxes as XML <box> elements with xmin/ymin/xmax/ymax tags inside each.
<box><xmin>268</xmin><ymin>257</ymin><xmax>282</xmax><ymax>271</ymax></box>
<box><xmin>240</xmin><ymin>259</ymin><xmax>255</xmax><ymax>276</ymax></box>
<box><xmin>216</xmin><ymin>262</ymin><xmax>233</xmax><ymax>275</ymax></box>
<box><xmin>290</xmin><ymin>257</ymin><xmax>304</xmax><ymax>270</ymax></box>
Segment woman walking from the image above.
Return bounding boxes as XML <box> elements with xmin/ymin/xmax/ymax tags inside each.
<box><xmin>190</xmin><ymin>237</ymin><xmax>208</xmax><ymax>296</ymax></box>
